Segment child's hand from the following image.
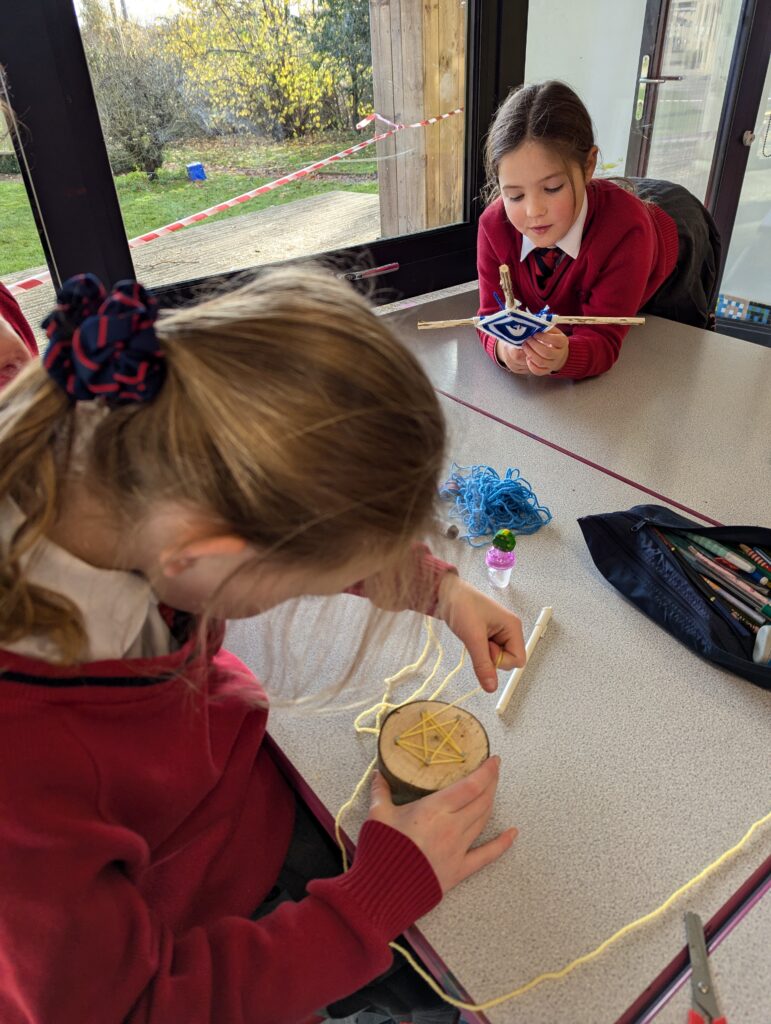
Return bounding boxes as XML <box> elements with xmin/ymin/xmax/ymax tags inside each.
<box><xmin>494</xmin><ymin>339</ymin><xmax>530</xmax><ymax>374</ymax></box>
<box><xmin>436</xmin><ymin>575</ymin><xmax>525</xmax><ymax>691</ymax></box>
<box><xmin>522</xmin><ymin>327</ymin><xmax>569</xmax><ymax>375</ymax></box>
<box><xmin>368</xmin><ymin>759</ymin><xmax>517</xmax><ymax>894</ymax></box>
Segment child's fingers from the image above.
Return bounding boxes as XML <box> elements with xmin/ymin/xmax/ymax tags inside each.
<box><xmin>459</xmin><ymin>828</ymin><xmax>518</xmax><ymax>882</ymax></box>
<box><xmin>490</xmin><ymin>625</ymin><xmax>526</xmax><ymax>672</ymax></box>
<box><xmin>490</xmin><ymin>640</ymin><xmax>507</xmax><ymax>674</ymax></box>
<box><xmin>458</xmin><ymin>786</ymin><xmax>497</xmax><ymax>841</ymax></box>
<box><xmin>436</xmin><ymin>756</ymin><xmax>499</xmax><ymax>813</ymax></box>
<box><xmin>525</xmin><ymin>353</ymin><xmax>553</xmax><ymax>375</ymax></box>
<box><xmin>368</xmin><ymin>769</ymin><xmax>394</xmax><ymax>812</ymax></box>
<box><xmin>501</xmin><ymin>349</ymin><xmax>528</xmax><ymax>374</ymax></box>
<box><xmin>527</xmin><ymin>336</ymin><xmax>562</xmax><ymax>358</ymax></box>
<box><xmin>466</xmin><ymin>631</ymin><xmax>505</xmax><ymax>691</ymax></box>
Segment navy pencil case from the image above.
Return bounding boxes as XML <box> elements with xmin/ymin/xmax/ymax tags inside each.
<box><xmin>578</xmin><ymin>504</ymin><xmax>771</xmax><ymax>690</ymax></box>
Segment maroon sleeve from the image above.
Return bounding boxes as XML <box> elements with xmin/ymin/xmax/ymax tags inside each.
<box><xmin>0</xmin><ymin>724</ymin><xmax>441</xmax><ymax>1024</ymax></box>
<box><xmin>0</xmin><ymin>282</ymin><xmax>38</xmax><ymax>356</ymax></box>
<box><xmin>476</xmin><ymin>210</ymin><xmax>506</xmax><ymax>363</ymax></box>
<box><xmin>553</xmin><ymin>218</ymin><xmax>660</xmax><ymax>380</ymax></box>
<box><xmin>346</xmin><ymin>542</ymin><xmax>456</xmax><ymax>616</ymax></box>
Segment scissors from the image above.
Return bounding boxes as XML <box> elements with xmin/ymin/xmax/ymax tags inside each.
<box><xmin>685</xmin><ymin>911</ymin><xmax>727</xmax><ymax>1024</ymax></box>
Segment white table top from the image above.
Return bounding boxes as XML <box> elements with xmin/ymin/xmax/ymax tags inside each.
<box><xmin>384</xmin><ymin>285</ymin><xmax>771</xmax><ymax>527</ymax></box>
<box><xmin>226</xmin><ymin>394</ymin><xmax>771</xmax><ymax>1024</ymax></box>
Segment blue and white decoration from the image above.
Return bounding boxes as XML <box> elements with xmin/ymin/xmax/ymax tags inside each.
<box><xmin>477</xmin><ymin>307</ymin><xmax>555</xmax><ymax>347</ymax></box>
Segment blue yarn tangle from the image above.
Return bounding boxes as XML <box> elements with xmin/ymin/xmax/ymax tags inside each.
<box><xmin>439</xmin><ymin>464</ymin><xmax>552</xmax><ymax>546</ymax></box>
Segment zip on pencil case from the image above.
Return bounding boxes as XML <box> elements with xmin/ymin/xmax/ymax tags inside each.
<box><xmin>577</xmin><ymin>504</ymin><xmax>771</xmax><ymax>690</ymax></box>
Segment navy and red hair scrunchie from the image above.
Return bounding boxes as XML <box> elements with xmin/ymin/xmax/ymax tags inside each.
<box><xmin>42</xmin><ymin>273</ymin><xmax>166</xmax><ymax>405</ymax></box>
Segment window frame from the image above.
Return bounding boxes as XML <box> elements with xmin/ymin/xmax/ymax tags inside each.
<box><xmin>2</xmin><ymin>0</ymin><xmax>529</xmax><ymax>307</ymax></box>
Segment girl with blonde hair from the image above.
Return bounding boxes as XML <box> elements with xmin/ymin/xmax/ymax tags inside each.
<box><xmin>0</xmin><ymin>266</ymin><xmax>524</xmax><ymax>1023</ymax></box>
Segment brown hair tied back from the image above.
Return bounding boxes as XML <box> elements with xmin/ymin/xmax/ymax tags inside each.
<box><xmin>483</xmin><ymin>80</ymin><xmax>596</xmax><ymax>204</ymax></box>
<box><xmin>0</xmin><ymin>264</ymin><xmax>447</xmax><ymax>665</ymax></box>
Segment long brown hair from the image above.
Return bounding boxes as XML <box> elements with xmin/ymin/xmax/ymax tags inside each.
<box><xmin>483</xmin><ymin>80</ymin><xmax>596</xmax><ymax>204</ymax></box>
<box><xmin>0</xmin><ymin>266</ymin><xmax>446</xmax><ymax>666</ymax></box>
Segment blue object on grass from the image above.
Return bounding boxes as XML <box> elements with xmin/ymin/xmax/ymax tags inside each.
<box><xmin>439</xmin><ymin>463</ymin><xmax>552</xmax><ymax>545</ymax></box>
<box><xmin>186</xmin><ymin>162</ymin><xmax>207</xmax><ymax>182</ymax></box>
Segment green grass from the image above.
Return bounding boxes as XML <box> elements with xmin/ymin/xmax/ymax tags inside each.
<box><xmin>0</xmin><ymin>131</ymin><xmax>378</xmax><ymax>277</ymax></box>
<box><xmin>0</xmin><ymin>181</ymin><xmax>48</xmax><ymax>276</ymax></box>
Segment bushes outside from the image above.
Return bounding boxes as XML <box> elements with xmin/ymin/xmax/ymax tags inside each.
<box><xmin>0</xmin><ymin>132</ymin><xmax>378</xmax><ymax>277</ymax></box>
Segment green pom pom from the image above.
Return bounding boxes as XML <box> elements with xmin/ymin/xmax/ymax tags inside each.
<box><xmin>492</xmin><ymin>528</ymin><xmax>517</xmax><ymax>552</ymax></box>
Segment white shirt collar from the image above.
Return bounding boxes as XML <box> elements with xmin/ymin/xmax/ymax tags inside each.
<box><xmin>520</xmin><ymin>190</ymin><xmax>589</xmax><ymax>262</ymax></box>
<box><xmin>1</xmin><ymin>499</ymin><xmax>172</xmax><ymax>662</ymax></box>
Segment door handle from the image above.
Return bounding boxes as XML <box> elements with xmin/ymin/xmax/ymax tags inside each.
<box><xmin>638</xmin><ymin>76</ymin><xmax>684</xmax><ymax>84</ymax></box>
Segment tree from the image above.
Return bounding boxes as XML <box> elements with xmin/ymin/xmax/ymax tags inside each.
<box><xmin>312</xmin><ymin>0</ymin><xmax>372</xmax><ymax>128</ymax></box>
<box><xmin>80</xmin><ymin>0</ymin><xmax>197</xmax><ymax>176</ymax></box>
<box><xmin>166</xmin><ymin>0</ymin><xmax>344</xmax><ymax>138</ymax></box>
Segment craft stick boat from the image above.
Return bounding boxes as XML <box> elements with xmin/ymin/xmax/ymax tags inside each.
<box><xmin>417</xmin><ymin>263</ymin><xmax>645</xmax><ymax>346</ymax></box>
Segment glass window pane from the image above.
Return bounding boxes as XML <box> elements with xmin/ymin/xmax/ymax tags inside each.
<box><xmin>75</xmin><ymin>0</ymin><xmax>467</xmax><ymax>291</ymax></box>
<box><xmin>0</xmin><ymin>97</ymin><xmax>53</xmax><ymax>353</ymax></box>
<box><xmin>525</xmin><ymin>0</ymin><xmax>649</xmax><ymax>180</ymax></box>
<box><xmin>717</xmin><ymin>55</ymin><xmax>771</xmax><ymax>324</ymax></box>
<box><xmin>525</xmin><ymin>0</ymin><xmax>746</xmax><ymax>206</ymax></box>
<box><xmin>644</xmin><ymin>0</ymin><xmax>744</xmax><ymax>202</ymax></box>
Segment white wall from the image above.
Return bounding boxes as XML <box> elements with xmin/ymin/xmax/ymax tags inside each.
<box><xmin>524</xmin><ymin>0</ymin><xmax>648</xmax><ymax>173</ymax></box>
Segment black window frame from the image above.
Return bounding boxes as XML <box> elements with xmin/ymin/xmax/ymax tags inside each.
<box><xmin>2</xmin><ymin>0</ymin><xmax>529</xmax><ymax>308</ymax></box>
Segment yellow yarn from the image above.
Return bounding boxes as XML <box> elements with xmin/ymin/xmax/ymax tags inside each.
<box><xmin>336</xmin><ymin>619</ymin><xmax>468</xmax><ymax>870</ymax></box>
<box><xmin>334</xmin><ymin>618</ymin><xmax>771</xmax><ymax>1011</ymax></box>
<box><xmin>389</xmin><ymin>808</ymin><xmax>771</xmax><ymax>1012</ymax></box>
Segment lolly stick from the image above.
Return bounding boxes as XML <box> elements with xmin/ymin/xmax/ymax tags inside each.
<box><xmin>496</xmin><ymin>606</ymin><xmax>552</xmax><ymax>716</ymax></box>
<box><xmin>417</xmin><ymin>316</ymin><xmax>646</xmax><ymax>330</ymax></box>
<box><xmin>498</xmin><ymin>264</ymin><xmax>520</xmax><ymax>309</ymax></box>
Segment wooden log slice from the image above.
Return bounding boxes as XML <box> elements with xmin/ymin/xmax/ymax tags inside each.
<box><xmin>377</xmin><ymin>700</ymin><xmax>490</xmax><ymax>805</ymax></box>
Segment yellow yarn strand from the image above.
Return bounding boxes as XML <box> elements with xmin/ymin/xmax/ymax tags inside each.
<box><xmin>335</xmin><ymin>755</ymin><xmax>378</xmax><ymax>872</ymax></box>
<box><xmin>336</xmin><ymin>619</ymin><xmax>466</xmax><ymax>870</ymax></box>
<box><xmin>333</xmin><ymin>618</ymin><xmax>771</xmax><ymax>1012</ymax></box>
<box><xmin>387</xmin><ymin>808</ymin><xmax>771</xmax><ymax>1012</ymax></box>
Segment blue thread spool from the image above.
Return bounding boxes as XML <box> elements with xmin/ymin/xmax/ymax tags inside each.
<box><xmin>438</xmin><ymin>464</ymin><xmax>552</xmax><ymax>546</ymax></box>
<box><xmin>186</xmin><ymin>162</ymin><xmax>207</xmax><ymax>182</ymax></box>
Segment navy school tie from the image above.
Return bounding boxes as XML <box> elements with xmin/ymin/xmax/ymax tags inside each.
<box><xmin>531</xmin><ymin>247</ymin><xmax>563</xmax><ymax>288</ymax></box>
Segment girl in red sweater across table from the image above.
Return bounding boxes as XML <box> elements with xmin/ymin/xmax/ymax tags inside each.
<box><xmin>477</xmin><ymin>80</ymin><xmax>720</xmax><ymax>379</ymax></box>
<box><xmin>0</xmin><ymin>266</ymin><xmax>525</xmax><ymax>1024</ymax></box>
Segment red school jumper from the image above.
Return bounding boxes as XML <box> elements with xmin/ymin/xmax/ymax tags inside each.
<box><xmin>0</xmin><ymin>562</ymin><xmax>452</xmax><ymax>1023</ymax></box>
<box><xmin>0</xmin><ymin>283</ymin><xmax>38</xmax><ymax>356</ymax></box>
<box><xmin>477</xmin><ymin>178</ymin><xmax>680</xmax><ymax>379</ymax></box>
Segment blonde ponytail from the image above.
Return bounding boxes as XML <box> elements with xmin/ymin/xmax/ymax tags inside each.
<box><xmin>0</xmin><ymin>366</ymin><xmax>88</xmax><ymax>661</ymax></box>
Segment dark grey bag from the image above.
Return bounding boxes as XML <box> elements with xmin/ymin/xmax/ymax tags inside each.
<box><xmin>578</xmin><ymin>504</ymin><xmax>771</xmax><ymax>690</ymax></box>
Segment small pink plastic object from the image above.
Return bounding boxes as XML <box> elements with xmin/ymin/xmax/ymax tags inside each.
<box><xmin>486</xmin><ymin>528</ymin><xmax>517</xmax><ymax>589</ymax></box>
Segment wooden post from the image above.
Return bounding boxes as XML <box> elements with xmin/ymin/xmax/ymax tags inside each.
<box><xmin>369</xmin><ymin>0</ymin><xmax>466</xmax><ymax>236</ymax></box>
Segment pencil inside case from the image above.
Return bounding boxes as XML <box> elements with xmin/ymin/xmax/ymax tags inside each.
<box><xmin>577</xmin><ymin>504</ymin><xmax>771</xmax><ymax>690</ymax></box>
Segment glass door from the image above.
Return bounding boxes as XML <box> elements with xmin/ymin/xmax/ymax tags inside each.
<box><xmin>625</xmin><ymin>0</ymin><xmax>746</xmax><ymax>202</ymax></box>
<box><xmin>716</xmin><ymin>53</ymin><xmax>771</xmax><ymax>331</ymax></box>
<box><xmin>2</xmin><ymin>0</ymin><xmax>480</xmax><ymax>316</ymax></box>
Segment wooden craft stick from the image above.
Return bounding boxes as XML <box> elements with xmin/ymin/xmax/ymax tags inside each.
<box><xmin>551</xmin><ymin>315</ymin><xmax>646</xmax><ymax>325</ymax></box>
<box><xmin>496</xmin><ymin>606</ymin><xmax>552</xmax><ymax>716</ymax></box>
<box><xmin>417</xmin><ymin>317</ymin><xmax>479</xmax><ymax>329</ymax></box>
<box><xmin>416</xmin><ymin>315</ymin><xmax>646</xmax><ymax>330</ymax></box>
<box><xmin>498</xmin><ymin>264</ymin><xmax>519</xmax><ymax>309</ymax></box>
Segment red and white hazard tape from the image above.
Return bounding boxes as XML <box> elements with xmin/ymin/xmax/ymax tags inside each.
<box><xmin>5</xmin><ymin>106</ymin><xmax>464</xmax><ymax>297</ymax></box>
